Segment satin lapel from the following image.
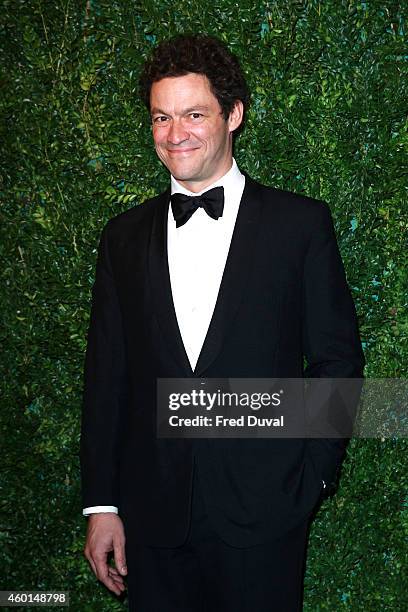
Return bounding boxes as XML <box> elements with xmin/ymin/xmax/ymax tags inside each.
<box><xmin>194</xmin><ymin>174</ymin><xmax>263</xmax><ymax>377</ymax></box>
<box><xmin>148</xmin><ymin>187</ymin><xmax>194</xmax><ymax>376</ymax></box>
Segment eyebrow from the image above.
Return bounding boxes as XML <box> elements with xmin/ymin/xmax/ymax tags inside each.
<box><xmin>150</xmin><ymin>105</ymin><xmax>211</xmax><ymax>116</ymax></box>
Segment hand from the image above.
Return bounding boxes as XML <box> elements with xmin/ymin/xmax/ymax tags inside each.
<box><xmin>84</xmin><ymin>513</ymin><xmax>127</xmax><ymax>596</ymax></box>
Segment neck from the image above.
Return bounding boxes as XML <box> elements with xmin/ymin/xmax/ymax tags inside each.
<box><xmin>173</xmin><ymin>158</ymin><xmax>234</xmax><ymax>194</ymax></box>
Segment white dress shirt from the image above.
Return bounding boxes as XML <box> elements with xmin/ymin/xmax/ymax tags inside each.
<box><xmin>167</xmin><ymin>158</ymin><xmax>245</xmax><ymax>371</ymax></box>
<box><xmin>83</xmin><ymin>158</ymin><xmax>246</xmax><ymax>516</ymax></box>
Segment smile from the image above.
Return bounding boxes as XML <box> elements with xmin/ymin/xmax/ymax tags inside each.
<box><xmin>167</xmin><ymin>148</ymin><xmax>199</xmax><ymax>154</ymax></box>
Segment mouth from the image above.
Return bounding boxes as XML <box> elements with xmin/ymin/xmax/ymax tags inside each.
<box><xmin>167</xmin><ymin>147</ymin><xmax>199</xmax><ymax>155</ymax></box>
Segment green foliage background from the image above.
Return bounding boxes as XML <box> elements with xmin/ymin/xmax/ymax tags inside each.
<box><xmin>1</xmin><ymin>0</ymin><xmax>407</xmax><ymax>609</ymax></box>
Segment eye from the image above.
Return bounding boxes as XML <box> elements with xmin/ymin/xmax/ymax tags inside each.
<box><xmin>188</xmin><ymin>112</ymin><xmax>204</xmax><ymax>120</ymax></box>
<box><xmin>152</xmin><ymin>116</ymin><xmax>169</xmax><ymax>124</ymax></box>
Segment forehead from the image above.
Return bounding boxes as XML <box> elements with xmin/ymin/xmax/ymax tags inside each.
<box><xmin>150</xmin><ymin>73</ymin><xmax>221</xmax><ymax>113</ymax></box>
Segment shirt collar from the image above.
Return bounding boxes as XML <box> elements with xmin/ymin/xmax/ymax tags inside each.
<box><xmin>170</xmin><ymin>158</ymin><xmax>243</xmax><ymax>197</ymax></box>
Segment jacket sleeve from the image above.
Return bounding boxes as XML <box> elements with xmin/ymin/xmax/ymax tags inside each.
<box><xmin>80</xmin><ymin>220</ymin><xmax>129</xmax><ymax>510</ymax></box>
<box><xmin>302</xmin><ymin>202</ymin><xmax>365</xmax><ymax>490</ymax></box>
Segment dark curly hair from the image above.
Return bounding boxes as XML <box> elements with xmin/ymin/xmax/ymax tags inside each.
<box><xmin>139</xmin><ymin>34</ymin><xmax>250</xmax><ymax>132</ymax></box>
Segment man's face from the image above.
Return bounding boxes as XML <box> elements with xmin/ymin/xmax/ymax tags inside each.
<box><xmin>150</xmin><ymin>73</ymin><xmax>242</xmax><ymax>192</ymax></box>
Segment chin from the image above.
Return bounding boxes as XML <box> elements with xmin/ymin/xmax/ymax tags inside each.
<box><xmin>169</xmin><ymin>164</ymin><xmax>201</xmax><ymax>182</ymax></box>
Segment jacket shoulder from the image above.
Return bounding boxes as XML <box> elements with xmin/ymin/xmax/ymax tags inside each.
<box><xmin>99</xmin><ymin>188</ymin><xmax>169</xmax><ymax>242</ymax></box>
<box><xmin>110</xmin><ymin>189</ymin><xmax>167</xmax><ymax>224</ymax></box>
<box><xmin>248</xmin><ymin>176</ymin><xmax>331</xmax><ymax>220</ymax></box>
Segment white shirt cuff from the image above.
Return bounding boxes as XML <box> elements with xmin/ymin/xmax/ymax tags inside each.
<box><xmin>83</xmin><ymin>505</ymin><xmax>118</xmax><ymax>516</ymax></box>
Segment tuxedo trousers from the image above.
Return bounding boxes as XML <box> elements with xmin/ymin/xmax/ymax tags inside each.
<box><xmin>125</xmin><ymin>461</ymin><xmax>310</xmax><ymax>612</ymax></box>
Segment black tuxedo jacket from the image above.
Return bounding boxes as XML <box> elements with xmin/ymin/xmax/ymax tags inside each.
<box><xmin>80</xmin><ymin>173</ymin><xmax>365</xmax><ymax>548</ymax></box>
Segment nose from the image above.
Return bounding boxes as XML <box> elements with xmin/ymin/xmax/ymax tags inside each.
<box><xmin>167</xmin><ymin>119</ymin><xmax>189</xmax><ymax>145</ymax></box>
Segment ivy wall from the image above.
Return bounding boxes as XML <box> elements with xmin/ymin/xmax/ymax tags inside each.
<box><xmin>1</xmin><ymin>1</ymin><xmax>407</xmax><ymax>609</ymax></box>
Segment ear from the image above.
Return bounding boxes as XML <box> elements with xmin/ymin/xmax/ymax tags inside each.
<box><xmin>228</xmin><ymin>100</ymin><xmax>244</xmax><ymax>133</ymax></box>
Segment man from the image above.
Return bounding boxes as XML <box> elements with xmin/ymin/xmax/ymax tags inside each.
<box><xmin>80</xmin><ymin>34</ymin><xmax>365</xmax><ymax>611</ymax></box>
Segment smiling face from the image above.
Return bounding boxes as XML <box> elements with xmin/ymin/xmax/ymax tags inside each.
<box><xmin>150</xmin><ymin>73</ymin><xmax>243</xmax><ymax>193</ymax></box>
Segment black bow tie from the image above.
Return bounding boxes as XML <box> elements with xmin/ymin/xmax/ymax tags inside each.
<box><xmin>170</xmin><ymin>186</ymin><xmax>224</xmax><ymax>228</ymax></box>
